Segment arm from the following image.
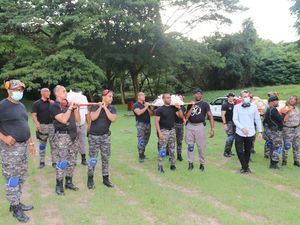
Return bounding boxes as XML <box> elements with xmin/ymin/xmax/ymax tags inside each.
<box><xmin>221</xmin><ymin>111</ymin><xmax>227</xmax><ymax>124</ymax></box>
<box><xmin>86</xmin><ymin>113</ymin><xmax>91</xmax><ymax>130</ymax></box>
<box><xmin>134</xmin><ymin>103</ymin><xmax>150</xmax><ymax>116</ymax></box>
<box><xmin>233</xmin><ymin>106</ymin><xmax>244</xmax><ymax>130</ymax></box>
<box><xmin>185</xmin><ymin>102</ymin><xmax>195</xmax><ymax>119</ymax></box>
<box><xmin>207</xmin><ymin>111</ymin><xmax>215</xmax><ymax>138</ymax></box>
<box><xmin>31</xmin><ymin>112</ymin><xmax>41</xmax><ymax>131</ymax></box>
<box><xmin>74</xmin><ymin>108</ymin><xmax>81</xmax><ymax>124</ymax></box>
<box><xmin>254</xmin><ymin>108</ymin><xmax>263</xmax><ymax>133</ymax></box>
<box><xmin>90</xmin><ymin>105</ymin><xmax>102</xmax><ymax>121</ymax></box>
<box><xmin>0</xmin><ymin>132</ymin><xmax>15</xmax><ymax>146</ymax></box>
<box><xmin>54</xmin><ymin>106</ymin><xmax>73</xmax><ymax>124</ymax></box>
<box><xmin>103</xmin><ymin>106</ymin><xmax>117</xmax><ymax>123</ymax></box>
<box><xmin>155</xmin><ymin>116</ymin><xmax>164</xmax><ymax>140</ymax></box>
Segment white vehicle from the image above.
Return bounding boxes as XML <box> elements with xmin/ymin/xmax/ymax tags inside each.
<box><xmin>209</xmin><ymin>97</ymin><xmax>227</xmax><ymax>119</ymax></box>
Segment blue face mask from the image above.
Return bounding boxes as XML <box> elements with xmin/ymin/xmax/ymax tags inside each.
<box><xmin>243</xmin><ymin>97</ymin><xmax>250</xmax><ymax>104</ymax></box>
<box><xmin>11</xmin><ymin>91</ymin><xmax>23</xmax><ymax>101</ymax></box>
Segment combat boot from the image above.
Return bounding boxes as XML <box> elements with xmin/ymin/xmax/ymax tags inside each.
<box><xmin>294</xmin><ymin>161</ymin><xmax>300</xmax><ymax>167</ymax></box>
<box><xmin>269</xmin><ymin>160</ymin><xmax>280</xmax><ymax>170</ymax></box>
<box><xmin>139</xmin><ymin>153</ymin><xmax>144</xmax><ymax>163</ymax></box>
<box><xmin>177</xmin><ymin>153</ymin><xmax>183</xmax><ymax>161</ymax></box>
<box><xmin>38</xmin><ymin>162</ymin><xmax>45</xmax><ymax>169</ymax></box>
<box><xmin>158</xmin><ymin>165</ymin><xmax>165</xmax><ymax>173</ymax></box>
<box><xmin>10</xmin><ymin>204</ymin><xmax>29</xmax><ymax>223</ymax></box>
<box><xmin>282</xmin><ymin>160</ymin><xmax>287</xmax><ymax>166</ymax></box>
<box><xmin>55</xmin><ymin>179</ymin><xmax>65</xmax><ymax>196</ymax></box>
<box><xmin>81</xmin><ymin>154</ymin><xmax>87</xmax><ymax>166</ymax></box>
<box><xmin>199</xmin><ymin>164</ymin><xmax>205</xmax><ymax>172</ymax></box>
<box><xmin>170</xmin><ymin>165</ymin><xmax>176</xmax><ymax>170</ymax></box>
<box><xmin>103</xmin><ymin>175</ymin><xmax>114</xmax><ymax>188</ymax></box>
<box><xmin>188</xmin><ymin>162</ymin><xmax>194</xmax><ymax>170</ymax></box>
<box><xmin>87</xmin><ymin>175</ymin><xmax>95</xmax><ymax>189</ymax></box>
<box><xmin>65</xmin><ymin>176</ymin><xmax>79</xmax><ymax>191</ymax></box>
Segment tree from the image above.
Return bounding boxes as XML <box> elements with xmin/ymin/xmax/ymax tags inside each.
<box><xmin>291</xmin><ymin>0</ymin><xmax>300</xmax><ymax>35</ymax></box>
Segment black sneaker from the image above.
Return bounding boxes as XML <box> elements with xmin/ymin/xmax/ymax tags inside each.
<box><xmin>264</xmin><ymin>155</ymin><xmax>269</xmax><ymax>159</ymax></box>
<box><xmin>177</xmin><ymin>154</ymin><xmax>183</xmax><ymax>161</ymax></box>
<box><xmin>52</xmin><ymin>163</ymin><xmax>56</xmax><ymax>168</ymax></box>
<box><xmin>282</xmin><ymin>160</ymin><xmax>287</xmax><ymax>166</ymax></box>
<box><xmin>188</xmin><ymin>162</ymin><xmax>194</xmax><ymax>171</ymax></box>
<box><xmin>294</xmin><ymin>161</ymin><xmax>300</xmax><ymax>167</ymax></box>
<box><xmin>139</xmin><ymin>153</ymin><xmax>144</xmax><ymax>163</ymax></box>
<box><xmin>270</xmin><ymin>163</ymin><xmax>281</xmax><ymax>170</ymax></box>
<box><xmin>10</xmin><ymin>204</ymin><xmax>29</xmax><ymax>223</ymax></box>
<box><xmin>170</xmin><ymin>165</ymin><xmax>176</xmax><ymax>171</ymax></box>
<box><xmin>158</xmin><ymin>165</ymin><xmax>165</xmax><ymax>173</ymax></box>
<box><xmin>223</xmin><ymin>153</ymin><xmax>231</xmax><ymax>158</ymax></box>
<box><xmin>229</xmin><ymin>152</ymin><xmax>235</xmax><ymax>156</ymax></box>
<box><xmin>38</xmin><ymin>162</ymin><xmax>45</xmax><ymax>169</ymax></box>
<box><xmin>199</xmin><ymin>164</ymin><xmax>205</xmax><ymax>172</ymax></box>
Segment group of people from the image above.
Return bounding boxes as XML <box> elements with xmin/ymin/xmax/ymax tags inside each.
<box><xmin>0</xmin><ymin>79</ymin><xmax>299</xmax><ymax>223</ymax></box>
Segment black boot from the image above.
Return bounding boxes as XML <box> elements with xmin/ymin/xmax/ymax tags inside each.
<box><xmin>81</xmin><ymin>154</ymin><xmax>87</xmax><ymax>166</ymax></box>
<box><xmin>55</xmin><ymin>179</ymin><xmax>65</xmax><ymax>196</ymax></box>
<box><xmin>65</xmin><ymin>176</ymin><xmax>79</xmax><ymax>191</ymax></box>
<box><xmin>282</xmin><ymin>160</ymin><xmax>287</xmax><ymax>166</ymax></box>
<box><xmin>170</xmin><ymin>165</ymin><xmax>176</xmax><ymax>170</ymax></box>
<box><xmin>188</xmin><ymin>162</ymin><xmax>194</xmax><ymax>170</ymax></box>
<box><xmin>158</xmin><ymin>165</ymin><xmax>165</xmax><ymax>173</ymax></box>
<box><xmin>19</xmin><ymin>203</ymin><xmax>34</xmax><ymax>211</ymax></box>
<box><xmin>269</xmin><ymin>160</ymin><xmax>280</xmax><ymax>169</ymax></box>
<box><xmin>38</xmin><ymin>162</ymin><xmax>45</xmax><ymax>169</ymax></box>
<box><xmin>52</xmin><ymin>162</ymin><xmax>57</xmax><ymax>168</ymax></box>
<box><xmin>139</xmin><ymin>153</ymin><xmax>144</xmax><ymax>163</ymax></box>
<box><xmin>177</xmin><ymin>154</ymin><xmax>183</xmax><ymax>161</ymax></box>
<box><xmin>294</xmin><ymin>161</ymin><xmax>300</xmax><ymax>167</ymax></box>
<box><xmin>10</xmin><ymin>204</ymin><xmax>29</xmax><ymax>223</ymax></box>
<box><xmin>103</xmin><ymin>175</ymin><xmax>114</xmax><ymax>188</ymax></box>
<box><xmin>87</xmin><ymin>175</ymin><xmax>95</xmax><ymax>189</ymax></box>
<box><xmin>199</xmin><ymin>164</ymin><xmax>205</xmax><ymax>172</ymax></box>
<box><xmin>141</xmin><ymin>152</ymin><xmax>146</xmax><ymax>160</ymax></box>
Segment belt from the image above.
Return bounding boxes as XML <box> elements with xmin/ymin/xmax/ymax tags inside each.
<box><xmin>55</xmin><ymin>130</ymin><xmax>69</xmax><ymax>134</ymax></box>
<box><xmin>283</xmin><ymin>125</ymin><xmax>299</xmax><ymax>129</ymax></box>
<box><xmin>188</xmin><ymin>122</ymin><xmax>204</xmax><ymax>125</ymax></box>
<box><xmin>161</xmin><ymin>127</ymin><xmax>174</xmax><ymax>130</ymax></box>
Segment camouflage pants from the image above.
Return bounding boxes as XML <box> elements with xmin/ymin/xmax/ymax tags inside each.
<box><xmin>224</xmin><ymin>121</ymin><xmax>235</xmax><ymax>154</ymax></box>
<box><xmin>263</xmin><ymin>125</ymin><xmax>272</xmax><ymax>157</ymax></box>
<box><xmin>174</xmin><ymin>123</ymin><xmax>184</xmax><ymax>154</ymax></box>
<box><xmin>136</xmin><ymin>122</ymin><xmax>151</xmax><ymax>154</ymax></box>
<box><xmin>37</xmin><ymin>123</ymin><xmax>57</xmax><ymax>164</ymax></box>
<box><xmin>0</xmin><ymin>141</ymin><xmax>28</xmax><ymax>206</ymax></box>
<box><xmin>88</xmin><ymin>134</ymin><xmax>111</xmax><ymax>176</ymax></box>
<box><xmin>158</xmin><ymin>129</ymin><xmax>176</xmax><ymax>166</ymax></box>
<box><xmin>282</xmin><ymin>127</ymin><xmax>300</xmax><ymax>162</ymax></box>
<box><xmin>53</xmin><ymin>133</ymin><xmax>79</xmax><ymax>180</ymax></box>
<box><xmin>269</xmin><ymin>130</ymin><xmax>283</xmax><ymax>162</ymax></box>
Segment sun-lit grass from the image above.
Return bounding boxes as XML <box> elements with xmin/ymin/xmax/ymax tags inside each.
<box><xmin>0</xmin><ymin>84</ymin><xmax>300</xmax><ymax>225</ymax></box>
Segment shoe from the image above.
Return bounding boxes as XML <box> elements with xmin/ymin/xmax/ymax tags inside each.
<box><xmin>10</xmin><ymin>204</ymin><xmax>29</xmax><ymax>223</ymax></box>
<box><xmin>158</xmin><ymin>165</ymin><xmax>165</xmax><ymax>173</ymax></box>
<box><xmin>139</xmin><ymin>153</ymin><xmax>144</xmax><ymax>163</ymax></box>
<box><xmin>141</xmin><ymin>152</ymin><xmax>146</xmax><ymax>160</ymax></box>
<box><xmin>38</xmin><ymin>162</ymin><xmax>45</xmax><ymax>169</ymax></box>
<box><xmin>177</xmin><ymin>154</ymin><xmax>183</xmax><ymax>161</ymax></box>
<box><xmin>246</xmin><ymin>168</ymin><xmax>252</xmax><ymax>173</ymax></box>
<box><xmin>240</xmin><ymin>168</ymin><xmax>247</xmax><ymax>174</ymax></box>
<box><xmin>19</xmin><ymin>203</ymin><xmax>34</xmax><ymax>211</ymax></box>
<box><xmin>81</xmin><ymin>154</ymin><xmax>87</xmax><ymax>166</ymax></box>
<box><xmin>230</xmin><ymin>152</ymin><xmax>235</xmax><ymax>156</ymax></box>
<box><xmin>55</xmin><ymin>179</ymin><xmax>65</xmax><ymax>196</ymax></box>
<box><xmin>269</xmin><ymin>161</ymin><xmax>280</xmax><ymax>170</ymax></box>
<box><xmin>65</xmin><ymin>176</ymin><xmax>79</xmax><ymax>191</ymax></box>
<box><xmin>282</xmin><ymin>160</ymin><xmax>287</xmax><ymax>166</ymax></box>
<box><xmin>251</xmin><ymin>149</ymin><xmax>256</xmax><ymax>154</ymax></box>
<box><xmin>87</xmin><ymin>175</ymin><xmax>95</xmax><ymax>189</ymax></box>
<box><xmin>223</xmin><ymin>153</ymin><xmax>231</xmax><ymax>158</ymax></box>
<box><xmin>52</xmin><ymin>163</ymin><xmax>56</xmax><ymax>168</ymax></box>
<box><xmin>170</xmin><ymin>165</ymin><xmax>176</xmax><ymax>171</ymax></box>
<box><xmin>103</xmin><ymin>175</ymin><xmax>114</xmax><ymax>188</ymax></box>
<box><xmin>188</xmin><ymin>162</ymin><xmax>194</xmax><ymax>171</ymax></box>
<box><xmin>294</xmin><ymin>161</ymin><xmax>300</xmax><ymax>167</ymax></box>
<box><xmin>199</xmin><ymin>164</ymin><xmax>205</xmax><ymax>172</ymax></box>
<box><xmin>264</xmin><ymin>155</ymin><xmax>269</xmax><ymax>159</ymax></box>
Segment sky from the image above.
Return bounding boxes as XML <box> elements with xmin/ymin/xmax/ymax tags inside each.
<box><xmin>161</xmin><ymin>0</ymin><xmax>299</xmax><ymax>43</ymax></box>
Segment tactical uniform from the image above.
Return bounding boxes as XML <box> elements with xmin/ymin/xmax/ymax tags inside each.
<box><xmin>222</xmin><ymin>100</ymin><xmax>235</xmax><ymax>157</ymax></box>
<box><xmin>174</xmin><ymin>105</ymin><xmax>186</xmax><ymax>161</ymax></box>
<box><xmin>87</xmin><ymin>104</ymin><xmax>116</xmax><ymax>189</ymax></box>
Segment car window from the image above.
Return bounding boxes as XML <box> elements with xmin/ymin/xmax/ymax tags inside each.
<box><xmin>213</xmin><ymin>99</ymin><xmax>224</xmax><ymax>105</ymax></box>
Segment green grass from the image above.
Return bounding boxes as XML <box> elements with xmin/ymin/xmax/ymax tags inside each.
<box><xmin>0</xmin><ymin>84</ymin><xmax>300</xmax><ymax>225</ymax></box>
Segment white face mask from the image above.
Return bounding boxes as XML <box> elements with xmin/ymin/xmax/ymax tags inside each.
<box><xmin>243</xmin><ymin>97</ymin><xmax>250</xmax><ymax>104</ymax></box>
<box><xmin>11</xmin><ymin>91</ymin><xmax>23</xmax><ymax>101</ymax></box>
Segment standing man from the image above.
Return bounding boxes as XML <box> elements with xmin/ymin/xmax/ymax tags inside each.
<box><xmin>32</xmin><ymin>88</ymin><xmax>57</xmax><ymax>169</ymax></box>
<box><xmin>133</xmin><ymin>92</ymin><xmax>152</xmax><ymax>163</ymax></box>
<box><xmin>87</xmin><ymin>90</ymin><xmax>116</xmax><ymax>189</ymax></box>
<box><xmin>174</xmin><ymin>94</ymin><xmax>186</xmax><ymax>161</ymax></box>
<box><xmin>282</xmin><ymin>95</ymin><xmax>300</xmax><ymax>167</ymax></box>
<box><xmin>222</xmin><ymin>92</ymin><xmax>236</xmax><ymax>158</ymax></box>
<box><xmin>155</xmin><ymin>93</ymin><xmax>183</xmax><ymax>173</ymax></box>
<box><xmin>68</xmin><ymin>89</ymin><xmax>89</xmax><ymax>165</ymax></box>
<box><xmin>185</xmin><ymin>88</ymin><xmax>214</xmax><ymax>171</ymax></box>
<box><xmin>50</xmin><ymin>85</ymin><xmax>80</xmax><ymax>196</ymax></box>
<box><xmin>0</xmin><ymin>80</ymin><xmax>34</xmax><ymax>223</ymax></box>
<box><xmin>263</xmin><ymin>96</ymin><xmax>284</xmax><ymax>169</ymax></box>
<box><xmin>233</xmin><ymin>90</ymin><xmax>262</xmax><ymax>173</ymax></box>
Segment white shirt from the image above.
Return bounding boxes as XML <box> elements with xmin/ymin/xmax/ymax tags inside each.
<box><xmin>233</xmin><ymin>103</ymin><xmax>262</xmax><ymax>137</ymax></box>
<box><xmin>67</xmin><ymin>91</ymin><xmax>88</xmax><ymax>126</ymax></box>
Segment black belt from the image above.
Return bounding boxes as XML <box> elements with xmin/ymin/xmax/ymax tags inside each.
<box><xmin>283</xmin><ymin>125</ymin><xmax>299</xmax><ymax>129</ymax></box>
<box><xmin>55</xmin><ymin>130</ymin><xmax>69</xmax><ymax>134</ymax></box>
<box><xmin>161</xmin><ymin>127</ymin><xmax>174</xmax><ymax>130</ymax></box>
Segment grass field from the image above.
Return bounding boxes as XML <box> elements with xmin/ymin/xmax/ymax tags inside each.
<box><xmin>0</xmin><ymin>84</ymin><xmax>300</xmax><ymax>225</ymax></box>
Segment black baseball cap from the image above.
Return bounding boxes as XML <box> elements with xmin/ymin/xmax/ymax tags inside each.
<box><xmin>193</xmin><ymin>88</ymin><xmax>203</xmax><ymax>94</ymax></box>
<box><xmin>226</xmin><ymin>92</ymin><xmax>235</xmax><ymax>97</ymax></box>
<box><xmin>268</xmin><ymin>96</ymin><xmax>279</xmax><ymax>103</ymax></box>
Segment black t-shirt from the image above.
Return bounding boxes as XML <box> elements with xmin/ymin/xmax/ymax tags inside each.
<box><xmin>175</xmin><ymin>105</ymin><xmax>186</xmax><ymax>124</ymax></box>
<box><xmin>155</xmin><ymin>105</ymin><xmax>179</xmax><ymax>129</ymax></box>
<box><xmin>0</xmin><ymin>99</ymin><xmax>30</xmax><ymax>142</ymax></box>
<box><xmin>264</xmin><ymin>107</ymin><xmax>283</xmax><ymax>131</ymax></box>
<box><xmin>89</xmin><ymin>105</ymin><xmax>116</xmax><ymax>135</ymax></box>
<box><xmin>50</xmin><ymin>101</ymin><xmax>76</xmax><ymax>133</ymax></box>
<box><xmin>221</xmin><ymin>101</ymin><xmax>234</xmax><ymax>123</ymax></box>
<box><xmin>32</xmin><ymin>99</ymin><xmax>53</xmax><ymax>124</ymax></box>
<box><xmin>187</xmin><ymin>101</ymin><xmax>210</xmax><ymax>123</ymax></box>
<box><xmin>133</xmin><ymin>102</ymin><xmax>150</xmax><ymax>124</ymax></box>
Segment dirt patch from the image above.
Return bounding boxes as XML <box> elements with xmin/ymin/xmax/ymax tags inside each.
<box><xmin>185</xmin><ymin>211</ymin><xmax>221</xmax><ymax>225</ymax></box>
<box><xmin>43</xmin><ymin>204</ymin><xmax>65</xmax><ymax>225</ymax></box>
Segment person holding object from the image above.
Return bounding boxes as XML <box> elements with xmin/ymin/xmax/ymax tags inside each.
<box><xmin>87</xmin><ymin>90</ymin><xmax>116</xmax><ymax>189</ymax></box>
<box><xmin>233</xmin><ymin>90</ymin><xmax>263</xmax><ymax>174</ymax></box>
<box><xmin>185</xmin><ymin>88</ymin><xmax>214</xmax><ymax>172</ymax></box>
<box><xmin>155</xmin><ymin>93</ymin><xmax>183</xmax><ymax>173</ymax></box>
<box><xmin>50</xmin><ymin>85</ymin><xmax>81</xmax><ymax>196</ymax></box>
<box><xmin>32</xmin><ymin>88</ymin><xmax>57</xmax><ymax>169</ymax></box>
<box><xmin>0</xmin><ymin>80</ymin><xmax>35</xmax><ymax>223</ymax></box>
<box><xmin>133</xmin><ymin>92</ymin><xmax>153</xmax><ymax>163</ymax></box>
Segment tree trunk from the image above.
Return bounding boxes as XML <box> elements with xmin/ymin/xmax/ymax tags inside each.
<box><xmin>120</xmin><ymin>77</ymin><xmax>126</xmax><ymax>105</ymax></box>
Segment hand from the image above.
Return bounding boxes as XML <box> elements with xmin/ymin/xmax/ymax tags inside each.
<box><xmin>28</xmin><ymin>143</ymin><xmax>36</xmax><ymax>156</ymax></box>
<box><xmin>224</xmin><ymin>124</ymin><xmax>228</xmax><ymax>131</ymax></box>
<box><xmin>144</xmin><ymin>102</ymin><xmax>150</xmax><ymax>108</ymax></box>
<box><xmin>174</xmin><ymin>103</ymin><xmax>181</xmax><ymax>109</ymax></box>
<box><xmin>242</xmin><ymin>128</ymin><xmax>249</xmax><ymax>136</ymax></box>
<box><xmin>36</xmin><ymin>122</ymin><xmax>41</xmax><ymax>131</ymax></box>
<box><xmin>158</xmin><ymin>132</ymin><xmax>164</xmax><ymax>141</ymax></box>
<box><xmin>101</xmin><ymin>102</ymin><xmax>107</xmax><ymax>109</ymax></box>
<box><xmin>68</xmin><ymin>102</ymin><xmax>75</xmax><ymax>111</ymax></box>
<box><xmin>256</xmin><ymin>132</ymin><xmax>263</xmax><ymax>140</ymax></box>
<box><xmin>4</xmin><ymin>136</ymin><xmax>16</xmax><ymax>146</ymax></box>
<box><xmin>209</xmin><ymin>129</ymin><xmax>215</xmax><ymax>138</ymax></box>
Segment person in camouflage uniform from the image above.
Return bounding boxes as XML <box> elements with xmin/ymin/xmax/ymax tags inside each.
<box><xmin>0</xmin><ymin>80</ymin><xmax>34</xmax><ymax>223</ymax></box>
<box><xmin>87</xmin><ymin>90</ymin><xmax>117</xmax><ymax>189</ymax></box>
<box><xmin>263</xmin><ymin>96</ymin><xmax>284</xmax><ymax>169</ymax></box>
<box><xmin>155</xmin><ymin>93</ymin><xmax>183</xmax><ymax>173</ymax></box>
<box><xmin>174</xmin><ymin>94</ymin><xmax>186</xmax><ymax>161</ymax></box>
<box><xmin>32</xmin><ymin>88</ymin><xmax>57</xmax><ymax>169</ymax></box>
<box><xmin>282</xmin><ymin>95</ymin><xmax>300</xmax><ymax>167</ymax></box>
<box><xmin>133</xmin><ymin>92</ymin><xmax>152</xmax><ymax>163</ymax></box>
<box><xmin>50</xmin><ymin>85</ymin><xmax>81</xmax><ymax>196</ymax></box>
